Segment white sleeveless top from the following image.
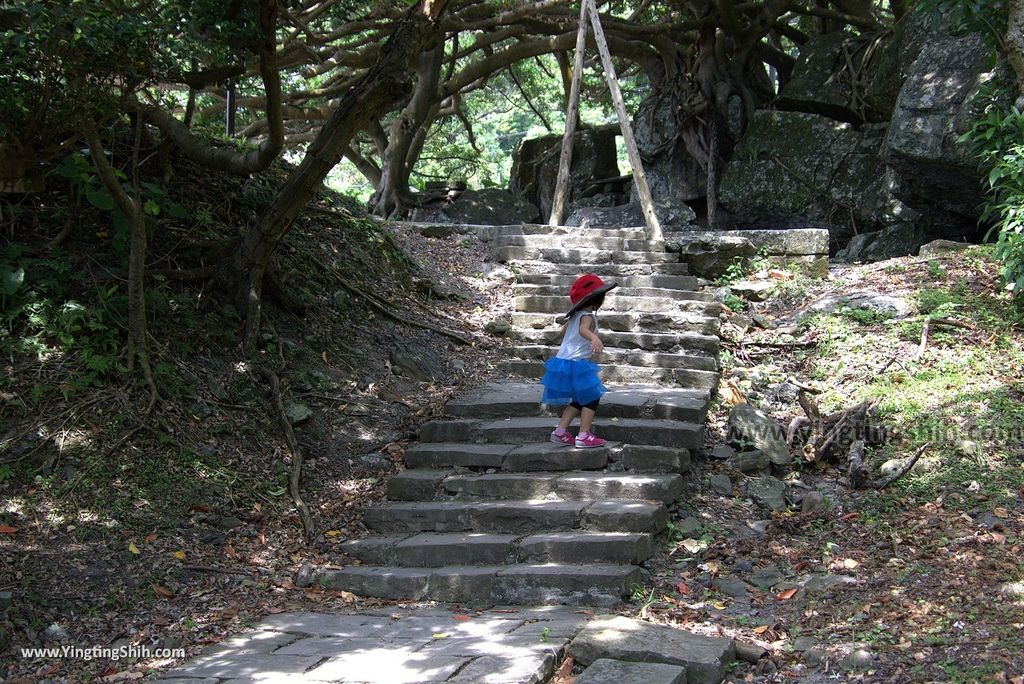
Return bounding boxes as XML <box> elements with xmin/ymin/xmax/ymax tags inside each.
<box><xmin>556</xmin><ymin>311</ymin><xmax>598</xmax><ymax>360</ymax></box>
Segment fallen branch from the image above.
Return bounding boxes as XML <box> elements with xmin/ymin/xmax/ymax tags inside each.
<box><xmin>259</xmin><ymin>367</ymin><xmax>315</xmax><ymax>539</ymax></box>
<box><xmin>739</xmin><ymin>339</ymin><xmax>817</xmax><ymax>349</ymax></box>
<box><xmin>873</xmin><ymin>442</ymin><xmax>930</xmax><ymax>490</ymax></box>
<box><xmin>183</xmin><ymin>565</ymin><xmax>253</xmax><ymax>576</ymax></box>
<box><xmin>786</xmin><ymin>415</ymin><xmax>810</xmax><ymax>446</ymax></box>
<box><xmin>847</xmin><ymin>439</ymin><xmax>868</xmax><ymax>489</ymax></box>
<box><xmin>310</xmin><ymin>255</ymin><xmax>472</xmax><ymax>345</ymax></box>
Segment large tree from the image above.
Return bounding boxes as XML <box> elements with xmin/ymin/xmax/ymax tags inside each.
<box><xmin>2</xmin><ymin>0</ymin><xmax>905</xmax><ymax>351</ymax></box>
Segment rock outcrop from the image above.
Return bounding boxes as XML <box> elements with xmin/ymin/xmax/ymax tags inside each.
<box><xmin>509</xmin><ymin>125</ymin><xmax>622</xmax><ymax>222</ymax></box>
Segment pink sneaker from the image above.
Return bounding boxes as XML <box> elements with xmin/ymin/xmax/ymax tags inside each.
<box><xmin>550</xmin><ymin>430</ymin><xmax>574</xmax><ymax>446</ymax></box>
<box><xmin>575</xmin><ymin>432</ymin><xmax>606</xmax><ymax>448</ymax></box>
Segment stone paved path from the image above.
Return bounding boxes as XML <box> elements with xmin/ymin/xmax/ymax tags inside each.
<box><xmin>157</xmin><ymin>605</ymin><xmax>592</xmax><ymax>683</ymax></box>
<box><xmin>160</xmin><ymin>223</ymin><xmax>740</xmax><ymax>682</ymax></box>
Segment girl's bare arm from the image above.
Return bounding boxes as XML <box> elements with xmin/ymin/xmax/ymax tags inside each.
<box><xmin>578</xmin><ymin>315</ymin><xmax>604</xmax><ymax>354</ymax></box>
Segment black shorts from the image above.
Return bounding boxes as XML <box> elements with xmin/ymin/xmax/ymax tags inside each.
<box><xmin>569</xmin><ymin>398</ymin><xmax>601</xmax><ymax>411</ymax></box>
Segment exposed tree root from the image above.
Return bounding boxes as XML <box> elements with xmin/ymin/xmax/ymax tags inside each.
<box><xmin>258</xmin><ymin>366</ymin><xmax>315</xmax><ymax>540</ymax></box>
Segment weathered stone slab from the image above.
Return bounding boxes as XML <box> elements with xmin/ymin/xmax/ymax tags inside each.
<box><xmin>503</xmin><ymin>442</ymin><xmax>609</xmax><ymax>471</ymax></box>
<box><xmin>362</xmin><ymin>502</ymin><xmax>475</xmax><ymax>533</ymax></box>
<box><xmin>418</xmin><ymin>419</ymin><xmax>478</xmax><ymax>443</ymax></box>
<box><xmin>568</xmin><ymin>616</ymin><xmax>735</xmax><ymax>684</ymax></box>
<box><xmin>305</xmin><ymin>647</ymin><xmax>470</xmax><ymax>683</ymax></box>
<box><xmin>256</xmin><ymin>612</ymin><xmax>393</xmax><ymax>637</ymax></box>
<box><xmin>616</xmin><ymin>444</ymin><xmax>691</xmax><ymax>473</ymax></box>
<box><xmin>470</xmin><ymin>500</ymin><xmax>587</xmax><ymax>533</ymax></box>
<box><xmin>555</xmin><ymin>473</ymin><xmax>683</xmax><ymax>503</ymax></box>
<box><xmin>445</xmin><ymin>472</ymin><xmax>558</xmax><ymax>499</ymax></box>
<box><xmin>727</xmin><ymin>403</ymin><xmax>791</xmax><ymax>465</ymax></box>
<box><xmin>386</xmin><ymin>469</ymin><xmax>447</xmax><ymax>501</ymax></box>
<box><xmin>393</xmin><ymin>533</ymin><xmax>516</xmax><ymax>567</ymax></box>
<box><xmin>341</xmin><ymin>535</ymin><xmax>407</xmax><ymax>564</ymax></box>
<box><xmin>169</xmin><ymin>654</ymin><xmax>323</xmax><ymax>680</ymax></box>
<box><xmin>427</xmin><ymin>566</ymin><xmax>499</xmax><ymax>603</ymax></box>
<box><xmin>314</xmin><ymin>567</ymin><xmax>430</xmax><ymax>600</ymax></box>
<box><xmin>517</xmin><ymin>532</ymin><xmax>654</xmax><ymax>565</ymax></box>
<box><xmin>403</xmin><ymin>443</ymin><xmax>511</xmax><ymax>469</ymax></box>
<box><xmin>576</xmin><ymin>658</ymin><xmax>687</xmax><ymax>684</ymax></box>
<box><xmin>446</xmin><ymin>653</ymin><xmax>557</xmax><ymax>684</ymax></box>
<box><xmin>492</xmin><ymin>564</ymin><xmax>644</xmax><ymax>607</ymax></box>
<box><xmin>582</xmin><ymin>501</ymin><xmax>668</xmax><ymax>533</ymax></box>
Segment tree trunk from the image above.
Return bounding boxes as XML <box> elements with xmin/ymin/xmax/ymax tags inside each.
<box><xmin>1008</xmin><ymin>0</ymin><xmax>1024</xmax><ymax>109</ymax></box>
<box><xmin>234</xmin><ymin>0</ymin><xmax>448</xmax><ymax>351</ymax></box>
<box><xmin>141</xmin><ymin>0</ymin><xmax>284</xmax><ymax>177</ymax></box>
<box><xmin>370</xmin><ymin>42</ymin><xmax>444</xmax><ymax>218</ymax></box>
<box><xmin>87</xmin><ymin>125</ymin><xmax>158</xmax><ymax>411</ymax></box>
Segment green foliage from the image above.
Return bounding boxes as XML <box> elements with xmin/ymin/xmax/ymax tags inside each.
<box><xmin>914</xmin><ymin>0</ymin><xmax>1007</xmax><ymax>47</ymax></box>
<box><xmin>960</xmin><ymin>106</ymin><xmax>1024</xmax><ymax>300</ymax></box>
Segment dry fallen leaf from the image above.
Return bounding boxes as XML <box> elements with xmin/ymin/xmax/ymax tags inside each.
<box><xmin>753</xmin><ymin>625</ymin><xmax>769</xmax><ymax>634</ymax></box>
<box><xmin>324</xmin><ymin>530</ymin><xmax>343</xmax><ymax>538</ymax></box>
<box><xmin>993</xmin><ymin>507</ymin><xmax>1009</xmax><ymax>519</ymax></box>
<box><xmin>0</xmin><ymin>525</ymin><xmax>16</xmax><ymax>534</ymax></box>
<box><xmin>173</xmin><ymin>550</ymin><xmax>186</xmax><ymax>560</ymax></box>
<box><xmin>224</xmin><ymin>544</ymin><xmax>237</xmax><ymax>559</ymax></box>
<box><xmin>152</xmin><ymin>584</ymin><xmax>174</xmax><ymax>599</ymax></box>
<box><xmin>432</xmin><ymin>632</ymin><xmax>450</xmax><ymax>640</ymax></box>
<box><xmin>128</xmin><ymin>542</ymin><xmax>141</xmax><ymax>555</ymax></box>
<box><xmin>144</xmin><ymin>533</ymin><xmax>157</xmax><ymax>544</ymax></box>
<box><xmin>452</xmin><ymin>615</ymin><xmax>473</xmax><ymax>622</ymax></box>
<box><xmin>776</xmin><ymin>587</ymin><xmax>799</xmax><ymax>601</ymax></box>
<box><xmin>676</xmin><ymin>581</ymin><xmax>691</xmax><ymax>596</ymax></box>
<box><xmin>843</xmin><ymin>558</ymin><xmax>859</xmax><ymax>569</ymax></box>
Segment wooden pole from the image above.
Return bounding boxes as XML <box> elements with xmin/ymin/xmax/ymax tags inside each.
<box><xmin>585</xmin><ymin>0</ymin><xmax>663</xmax><ymax>241</ymax></box>
<box><xmin>547</xmin><ymin>0</ymin><xmax>590</xmax><ymax>227</ymax></box>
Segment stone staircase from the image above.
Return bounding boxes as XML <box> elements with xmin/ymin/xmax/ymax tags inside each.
<box><xmin>311</xmin><ymin>224</ymin><xmax>721</xmax><ymax>607</ymax></box>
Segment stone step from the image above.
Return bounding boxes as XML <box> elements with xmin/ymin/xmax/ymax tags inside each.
<box><xmin>361</xmin><ymin>499</ymin><xmax>669</xmax><ymax>534</ymax></box>
<box><xmin>508</xmin><ymin>261</ymin><xmax>690</xmax><ymax>276</ymax></box>
<box><xmin>502</xmin><ymin>360</ymin><xmax>721</xmax><ymax>393</ymax></box>
<box><xmin>517</xmin><ymin>273</ymin><xmax>701</xmax><ymax>290</ymax></box>
<box><xmin>490</xmin><ymin>235</ymin><xmax>667</xmax><ymax>251</ymax></box>
<box><xmin>420</xmin><ymin>416</ymin><xmax>703</xmax><ymax>450</ymax></box>
<box><xmin>313</xmin><ymin>562</ymin><xmax>647</xmax><ymax>606</ymax></box>
<box><xmin>341</xmin><ymin>531</ymin><xmax>655</xmax><ymax>566</ymax></box>
<box><xmin>444</xmin><ymin>382</ymin><xmax>710</xmax><ymax>423</ymax></box>
<box><xmin>513</xmin><ymin>328</ymin><xmax>720</xmax><ymax>355</ymax></box>
<box><xmin>497</xmin><ymin>246</ymin><xmax>679</xmax><ymax>265</ymax></box>
<box><xmin>477</xmin><ymin>224</ymin><xmax>649</xmax><ymax>241</ymax></box>
<box><xmin>514</xmin><ymin>284</ymin><xmax>714</xmax><ymax>302</ymax></box>
<box><xmin>515</xmin><ymin>295</ymin><xmax>719</xmax><ymax>316</ymax></box>
<box><xmin>404</xmin><ymin>442</ymin><xmax>610</xmax><ymax>471</ymax></box>
<box><xmin>386</xmin><ymin>470</ymin><xmax>684</xmax><ymax>503</ymax></box>
<box><xmin>511</xmin><ymin>311</ymin><xmax>721</xmax><ymax>336</ymax></box>
<box><xmin>508</xmin><ymin>345</ymin><xmax>718</xmax><ymax>372</ymax></box>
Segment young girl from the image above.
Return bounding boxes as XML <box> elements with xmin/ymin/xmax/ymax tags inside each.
<box><xmin>540</xmin><ymin>274</ymin><xmax>617</xmax><ymax>448</ymax></box>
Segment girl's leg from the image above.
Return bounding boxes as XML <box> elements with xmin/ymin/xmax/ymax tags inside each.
<box><xmin>579</xmin><ymin>407</ymin><xmax>596</xmax><ymax>433</ymax></box>
<box><xmin>558</xmin><ymin>404</ymin><xmax>580</xmax><ymax>430</ymax></box>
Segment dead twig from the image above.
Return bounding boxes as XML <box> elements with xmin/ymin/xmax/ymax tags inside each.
<box><xmin>182</xmin><ymin>565</ymin><xmax>253</xmax><ymax>576</ymax></box>
<box><xmin>873</xmin><ymin>442</ymin><xmax>930</xmax><ymax>490</ymax></box>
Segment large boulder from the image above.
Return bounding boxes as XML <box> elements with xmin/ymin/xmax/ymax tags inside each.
<box><xmin>881</xmin><ymin>13</ymin><xmax>1010</xmax><ymax>233</ymax></box>
<box><xmin>509</xmin><ymin>125</ymin><xmax>620</xmax><ymax>221</ymax></box>
<box><xmin>417</xmin><ymin>188</ymin><xmax>539</xmax><ymax>225</ymax></box>
<box><xmin>835</xmin><ymin>223</ymin><xmax>926</xmax><ymax>262</ymax></box>
<box><xmin>566</xmin><ymin>201</ymin><xmax>697</xmax><ymax>230</ymax></box>
<box><xmin>776</xmin><ymin>30</ymin><xmax>905</xmax><ymax>124</ymax></box>
<box><xmin>720</xmin><ymin>111</ymin><xmax>916</xmax><ymax>250</ymax></box>
<box><xmin>632</xmin><ymin>88</ymin><xmax>709</xmax><ymax>207</ymax></box>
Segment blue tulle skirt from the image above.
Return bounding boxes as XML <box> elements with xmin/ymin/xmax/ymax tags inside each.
<box><xmin>540</xmin><ymin>357</ymin><xmax>606</xmax><ymax>406</ymax></box>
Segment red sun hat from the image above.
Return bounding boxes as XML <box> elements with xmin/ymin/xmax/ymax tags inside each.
<box><xmin>566</xmin><ymin>274</ymin><xmax>618</xmax><ymax>316</ymax></box>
